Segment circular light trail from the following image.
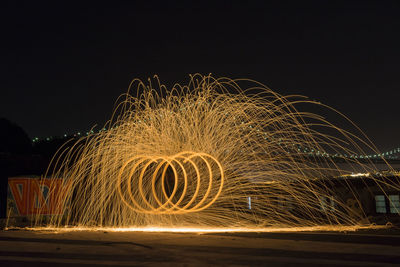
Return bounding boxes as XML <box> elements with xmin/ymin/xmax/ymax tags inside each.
<box><xmin>116</xmin><ymin>151</ymin><xmax>224</xmax><ymax>214</ymax></box>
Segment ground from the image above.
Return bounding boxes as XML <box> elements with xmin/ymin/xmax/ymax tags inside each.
<box><xmin>0</xmin><ymin>228</ymin><xmax>399</xmax><ymax>266</ymax></box>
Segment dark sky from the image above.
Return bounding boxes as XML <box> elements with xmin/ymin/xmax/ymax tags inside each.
<box><xmin>1</xmin><ymin>1</ymin><xmax>399</xmax><ymax>151</ymax></box>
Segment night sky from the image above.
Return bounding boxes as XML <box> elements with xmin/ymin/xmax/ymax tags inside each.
<box><xmin>1</xmin><ymin>1</ymin><xmax>399</xmax><ymax>151</ymax></box>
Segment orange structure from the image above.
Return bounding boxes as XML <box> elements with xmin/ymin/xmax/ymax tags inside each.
<box><xmin>8</xmin><ymin>178</ymin><xmax>66</xmax><ymax>215</ymax></box>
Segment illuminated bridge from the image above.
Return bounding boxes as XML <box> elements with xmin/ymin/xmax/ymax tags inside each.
<box><xmin>32</xmin><ymin>130</ymin><xmax>400</xmax><ymax>163</ymax></box>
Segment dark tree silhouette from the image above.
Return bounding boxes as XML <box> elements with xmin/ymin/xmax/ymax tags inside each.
<box><xmin>0</xmin><ymin>118</ymin><xmax>33</xmax><ymax>218</ymax></box>
<box><xmin>0</xmin><ymin>118</ymin><xmax>32</xmax><ymax>155</ymax></box>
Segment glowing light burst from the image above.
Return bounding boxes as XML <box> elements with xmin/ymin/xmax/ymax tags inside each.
<box><xmin>116</xmin><ymin>151</ymin><xmax>224</xmax><ymax>214</ymax></box>
<box><xmin>35</xmin><ymin>74</ymin><xmax>398</xmax><ymax>229</ymax></box>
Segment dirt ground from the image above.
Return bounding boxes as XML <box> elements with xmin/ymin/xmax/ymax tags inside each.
<box><xmin>0</xmin><ymin>228</ymin><xmax>400</xmax><ymax>266</ymax></box>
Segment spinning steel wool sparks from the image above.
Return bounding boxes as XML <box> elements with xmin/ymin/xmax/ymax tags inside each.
<box><xmin>116</xmin><ymin>151</ymin><xmax>224</xmax><ymax>214</ymax></box>
<box><xmin>34</xmin><ymin>74</ymin><xmax>399</xmax><ymax>229</ymax></box>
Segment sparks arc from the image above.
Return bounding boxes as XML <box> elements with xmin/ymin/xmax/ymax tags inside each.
<box><xmin>33</xmin><ymin>74</ymin><xmax>399</xmax><ymax>229</ymax></box>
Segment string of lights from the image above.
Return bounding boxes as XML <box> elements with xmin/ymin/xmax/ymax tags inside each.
<box><xmin>32</xmin><ymin>130</ymin><xmax>400</xmax><ymax>160</ymax></box>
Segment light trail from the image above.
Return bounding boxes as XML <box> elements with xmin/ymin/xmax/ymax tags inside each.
<box><xmin>30</xmin><ymin>74</ymin><xmax>399</xmax><ymax>229</ymax></box>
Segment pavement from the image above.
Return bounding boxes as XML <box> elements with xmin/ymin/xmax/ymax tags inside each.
<box><xmin>0</xmin><ymin>228</ymin><xmax>400</xmax><ymax>266</ymax></box>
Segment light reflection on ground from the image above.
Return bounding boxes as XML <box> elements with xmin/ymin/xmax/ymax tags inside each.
<box><xmin>13</xmin><ymin>224</ymin><xmax>388</xmax><ymax>234</ymax></box>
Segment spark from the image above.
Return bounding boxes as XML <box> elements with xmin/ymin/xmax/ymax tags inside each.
<box><xmin>30</xmin><ymin>74</ymin><xmax>398</xmax><ymax>229</ymax></box>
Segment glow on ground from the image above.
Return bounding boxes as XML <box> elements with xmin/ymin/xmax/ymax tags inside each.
<box><xmin>16</xmin><ymin>224</ymin><xmax>388</xmax><ymax>234</ymax></box>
